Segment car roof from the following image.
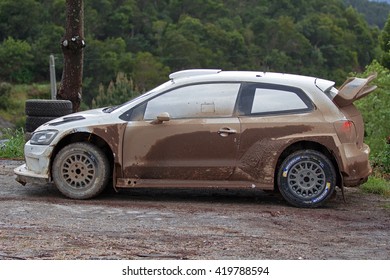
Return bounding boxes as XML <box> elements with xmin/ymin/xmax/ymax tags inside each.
<box><xmin>169</xmin><ymin>69</ymin><xmax>335</xmax><ymax>93</ymax></box>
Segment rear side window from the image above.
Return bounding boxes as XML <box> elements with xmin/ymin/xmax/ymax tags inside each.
<box><xmin>144</xmin><ymin>83</ymin><xmax>240</xmax><ymax>120</ymax></box>
<box><xmin>252</xmin><ymin>88</ymin><xmax>308</xmax><ymax>114</ymax></box>
<box><xmin>238</xmin><ymin>83</ymin><xmax>313</xmax><ymax>116</ymax></box>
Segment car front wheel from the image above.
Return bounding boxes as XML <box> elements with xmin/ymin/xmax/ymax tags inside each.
<box><xmin>52</xmin><ymin>142</ymin><xmax>110</xmax><ymax>199</ymax></box>
<box><xmin>277</xmin><ymin>150</ymin><xmax>336</xmax><ymax>208</ymax></box>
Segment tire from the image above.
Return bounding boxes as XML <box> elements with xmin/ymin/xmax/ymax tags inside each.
<box><xmin>25</xmin><ymin>99</ymin><xmax>73</xmax><ymax>117</ymax></box>
<box><xmin>25</xmin><ymin>116</ymin><xmax>56</xmax><ymax>132</ymax></box>
<box><xmin>277</xmin><ymin>150</ymin><xmax>336</xmax><ymax>208</ymax></box>
<box><xmin>52</xmin><ymin>142</ymin><xmax>110</xmax><ymax>199</ymax></box>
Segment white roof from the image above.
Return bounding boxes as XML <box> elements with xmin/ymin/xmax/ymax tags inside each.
<box><xmin>169</xmin><ymin>69</ymin><xmax>335</xmax><ymax>91</ymax></box>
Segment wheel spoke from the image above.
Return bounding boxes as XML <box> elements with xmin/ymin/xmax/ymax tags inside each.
<box><xmin>60</xmin><ymin>152</ymin><xmax>97</xmax><ymax>189</ymax></box>
<box><xmin>287</xmin><ymin>159</ymin><xmax>326</xmax><ymax>199</ymax></box>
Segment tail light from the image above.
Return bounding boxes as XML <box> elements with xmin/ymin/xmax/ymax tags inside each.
<box><xmin>334</xmin><ymin>120</ymin><xmax>357</xmax><ymax>144</ymax></box>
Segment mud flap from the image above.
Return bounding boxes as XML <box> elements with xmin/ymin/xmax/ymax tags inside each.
<box><xmin>337</xmin><ymin>169</ymin><xmax>347</xmax><ymax>203</ymax></box>
<box><xmin>340</xmin><ymin>185</ymin><xmax>347</xmax><ymax>203</ymax></box>
<box><xmin>112</xmin><ymin>164</ymin><xmax>119</xmax><ymax>193</ymax></box>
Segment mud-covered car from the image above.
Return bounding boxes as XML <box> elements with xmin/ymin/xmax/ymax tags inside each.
<box><xmin>14</xmin><ymin>69</ymin><xmax>376</xmax><ymax>207</ymax></box>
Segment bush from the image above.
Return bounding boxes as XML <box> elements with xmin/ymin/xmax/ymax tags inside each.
<box><xmin>355</xmin><ymin>60</ymin><xmax>390</xmax><ymax>161</ymax></box>
<box><xmin>0</xmin><ymin>82</ymin><xmax>12</xmax><ymax>109</ymax></box>
<box><xmin>0</xmin><ymin>37</ymin><xmax>33</xmax><ymax>83</ymax></box>
<box><xmin>92</xmin><ymin>72</ymin><xmax>140</xmax><ymax>108</ymax></box>
<box><xmin>377</xmin><ymin>142</ymin><xmax>390</xmax><ymax>174</ymax></box>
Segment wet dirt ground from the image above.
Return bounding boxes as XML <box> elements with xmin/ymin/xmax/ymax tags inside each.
<box><xmin>1</xmin><ymin>159</ymin><xmax>389</xmax><ymax>260</ymax></box>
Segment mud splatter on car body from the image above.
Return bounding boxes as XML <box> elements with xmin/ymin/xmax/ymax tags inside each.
<box><xmin>14</xmin><ymin>70</ymin><xmax>376</xmax><ymax>207</ymax></box>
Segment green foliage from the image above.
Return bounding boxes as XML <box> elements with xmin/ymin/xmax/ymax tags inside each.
<box><xmin>344</xmin><ymin>0</ymin><xmax>390</xmax><ymax>28</ymax></box>
<box><xmin>0</xmin><ymin>82</ymin><xmax>11</xmax><ymax>110</ymax></box>
<box><xmin>0</xmin><ymin>0</ymin><xmax>44</xmax><ymax>41</ymax></box>
<box><xmin>0</xmin><ymin>128</ymin><xmax>25</xmax><ymax>159</ymax></box>
<box><xmin>355</xmin><ymin>61</ymin><xmax>390</xmax><ymax>160</ymax></box>
<box><xmin>26</xmin><ymin>84</ymin><xmax>51</xmax><ymax>100</ymax></box>
<box><xmin>353</xmin><ymin>60</ymin><xmax>390</xmax><ymax>178</ymax></box>
<box><xmin>0</xmin><ymin>0</ymin><xmax>385</xmax><ymax>104</ymax></box>
<box><xmin>0</xmin><ymin>84</ymin><xmax>51</xmax><ymax>130</ymax></box>
<box><xmin>361</xmin><ymin>176</ymin><xmax>390</xmax><ymax>197</ymax></box>
<box><xmin>380</xmin><ymin>14</ymin><xmax>390</xmax><ymax>69</ymax></box>
<box><xmin>132</xmin><ymin>52</ymin><xmax>170</xmax><ymax>92</ymax></box>
<box><xmin>0</xmin><ymin>37</ymin><xmax>33</xmax><ymax>83</ymax></box>
<box><xmin>378</xmin><ymin>143</ymin><xmax>390</xmax><ymax>174</ymax></box>
<box><xmin>92</xmin><ymin>72</ymin><xmax>139</xmax><ymax>108</ymax></box>
<box><xmin>31</xmin><ymin>25</ymin><xmax>65</xmax><ymax>81</ymax></box>
<box><xmin>83</xmin><ymin>36</ymin><xmax>132</xmax><ymax>106</ymax></box>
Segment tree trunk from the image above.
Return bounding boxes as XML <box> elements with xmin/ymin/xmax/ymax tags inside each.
<box><xmin>57</xmin><ymin>0</ymin><xmax>85</xmax><ymax>113</ymax></box>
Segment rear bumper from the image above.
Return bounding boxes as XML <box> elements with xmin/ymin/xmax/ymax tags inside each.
<box><xmin>339</xmin><ymin>143</ymin><xmax>372</xmax><ymax>187</ymax></box>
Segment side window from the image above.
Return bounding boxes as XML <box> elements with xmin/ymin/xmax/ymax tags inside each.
<box><xmin>251</xmin><ymin>88</ymin><xmax>309</xmax><ymax>114</ymax></box>
<box><xmin>144</xmin><ymin>83</ymin><xmax>240</xmax><ymax>120</ymax></box>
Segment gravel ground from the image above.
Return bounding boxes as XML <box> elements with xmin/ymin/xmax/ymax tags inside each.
<box><xmin>1</xmin><ymin>159</ymin><xmax>389</xmax><ymax>260</ymax></box>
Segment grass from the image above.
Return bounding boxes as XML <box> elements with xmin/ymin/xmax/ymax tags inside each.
<box><xmin>0</xmin><ymin>83</ymin><xmax>51</xmax><ymax>128</ymax></box>
<box><xmin>0</xmin><ymin>128</ymin><xmax>25</xmax><ymax>159</ymax></box>
<box><xmin>360</xmin><ymin>176</ymin><xmax>390</xmax><ymax>197</ymax></box>
<box><xmin>0</xmin><ymin>83</ymin><xmax>52</xmax><ymax>159</ymax></box>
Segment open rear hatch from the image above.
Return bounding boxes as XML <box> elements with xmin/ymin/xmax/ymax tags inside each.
<box><xmin>334</xmin><ymin>73</ymin><xmax>377</xmax><ymax>107</ymax></box>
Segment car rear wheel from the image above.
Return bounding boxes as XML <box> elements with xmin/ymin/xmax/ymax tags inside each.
<box><xmin>52</xmin><ymin>142</ymin><xmax>110</xmax><ymax>199</ymax></box>
<box><xmin>277</xmin><ymin>150</ymin><xmax>336</xmax><ymax>208</ymax></box>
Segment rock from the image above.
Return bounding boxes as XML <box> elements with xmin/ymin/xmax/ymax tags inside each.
<box><xmin>0</xmin><ymin>139</ymin><xmax>9</xmax><ymax>149</ymax></box>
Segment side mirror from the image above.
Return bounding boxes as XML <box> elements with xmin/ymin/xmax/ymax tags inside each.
<box><xmin>151</xmin><ymin>112</ymin><xmax>170</xmax><ymax>124</ymax></box>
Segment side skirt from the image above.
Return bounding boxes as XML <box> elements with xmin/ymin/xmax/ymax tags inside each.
<box><xmin>116</xmin><ymin>178</ymin><xmax>274</xmax><ymax>190</ymax></box>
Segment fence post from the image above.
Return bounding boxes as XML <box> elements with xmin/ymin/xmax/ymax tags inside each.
<box><xmin>49</xmin><ymin>54</ymin><xmax>57</xmax><ymax>100</ymax></box>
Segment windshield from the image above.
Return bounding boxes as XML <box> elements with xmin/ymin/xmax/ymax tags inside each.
<box><xmin>102</xmin><ymin>80</ymin><xmax>173</xmax><ymax>113</ymax></box>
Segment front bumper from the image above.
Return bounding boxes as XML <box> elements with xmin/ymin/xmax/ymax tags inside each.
<box><xmin>14</xmin><ymin>143</ymin><xmax>53</xmax><ymax>186</ymax></box>
<box><xmin>14</xmin><ymin>163</ymin><xmax>50</xmax><ymax>185</ymax></box>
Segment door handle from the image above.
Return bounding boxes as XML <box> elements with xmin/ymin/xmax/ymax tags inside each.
<box><xmin>218</xmin><ymin>128</ymin><xmax>237</xmax><ymax>137</ymax></box>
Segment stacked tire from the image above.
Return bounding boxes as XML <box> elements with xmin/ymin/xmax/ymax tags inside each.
<box><xmin>25</xmin><ymin>99</ymin><xmax>73</xmax><ymax>140</ymax></box>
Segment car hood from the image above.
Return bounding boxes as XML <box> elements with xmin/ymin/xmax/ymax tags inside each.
<box><xmin>334</xmin><ymin>73</ymin><xmax>377</xmax><ymax>107</ymax></box>
<box><xmin>40</xmin><ymin>108</ymin><xmax>119</xmax><ymax>130</ymax></box>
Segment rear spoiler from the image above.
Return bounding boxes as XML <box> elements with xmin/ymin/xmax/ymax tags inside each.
<box><xmin>334</xmin><ymin>73</ymin><xmax>377</xmax><ymax>107</ymax></box>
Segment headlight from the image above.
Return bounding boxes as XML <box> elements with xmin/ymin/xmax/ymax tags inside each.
<box><xmin>30</xmin><ymin>130</ymin><xmax>59</xmax><ymax>145</ymax></box>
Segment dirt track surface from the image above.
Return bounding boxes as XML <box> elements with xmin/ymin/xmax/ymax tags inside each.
<box><xmin>1</xmin><ymin>159</ymin><xmax>389</xmax><ymax>260</ymax></box>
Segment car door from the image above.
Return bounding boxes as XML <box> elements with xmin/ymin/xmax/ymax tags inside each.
<box><xmin>121</xmin><ymin>82</ymin><xmax>241</xmax><ymax>180</ymax></box>
<box><xmin>236</xmin><ymin>83</ymin><xmax>315</xmax><ymax>185</ymax></box>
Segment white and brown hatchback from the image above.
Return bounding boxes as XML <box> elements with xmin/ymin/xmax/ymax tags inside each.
<box><xmin>15</xmin><ymin>69</ymin><xmax>376</xmax><ymax>207</ymax></box>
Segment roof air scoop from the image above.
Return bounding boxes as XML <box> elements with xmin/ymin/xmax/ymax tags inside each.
<box><xmin>169</xmin><ymin>69</ymin><xmax>222</xmax><ymax>80</ymax></box>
